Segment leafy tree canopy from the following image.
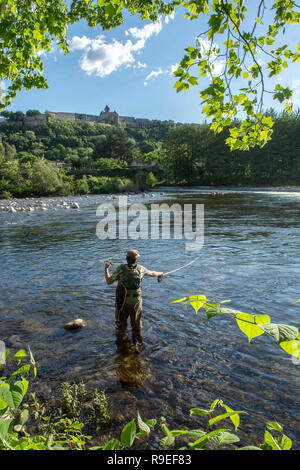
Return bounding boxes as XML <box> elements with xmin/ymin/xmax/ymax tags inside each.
<box><xmin>0</xmin><ymin>0</ymin><xmax>300</xmax><ymax>150</ymax></box>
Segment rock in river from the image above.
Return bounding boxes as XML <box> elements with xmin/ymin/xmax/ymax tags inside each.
<box><xmin>64</xmin><ymin>318</ymin><xmax>86</xmax><ymax>330</ymax></box>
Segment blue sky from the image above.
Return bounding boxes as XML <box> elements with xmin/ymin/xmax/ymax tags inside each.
<box><xmin>7</xmin><ymin>6</ymin><xmax>300</xmax><ymax>124</ymax></box>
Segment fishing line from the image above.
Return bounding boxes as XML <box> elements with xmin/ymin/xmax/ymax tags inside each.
<box><xmin>157</xmin><ymin>255</ymin><xmax>201</xmax><ymax>282</ymax></box>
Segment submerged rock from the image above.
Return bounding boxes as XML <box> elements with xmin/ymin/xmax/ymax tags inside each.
<box><xmin>64</xmin><ymin>318</ymin><xmax>86</xmax><ymax>330</ymax></box>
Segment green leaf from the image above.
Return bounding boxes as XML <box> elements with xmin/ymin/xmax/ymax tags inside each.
<box><xmin>209</xmin><ymin>14</ymin><xmax>223</xmax><ymax>32</ymax></box>
<box><xmin>221</xmin><ymin>404</ymin><xmax>242</xmax><ymax>430</ymax></box>
<box><xmin>189</xmin><ymin>428</ymin><xmax>228</xmax><ymax>449</ymax></box>
<box><xmin>169</xmin><ymin>428</ymin><xmax>205</xmax><ymax>438</ymax></box>
<box><xmin>146</xmin><ymin>419</ymin><xmax>157</xmax><ymax>429</ymax></box>
<box><xmin>0</xmin><ymin>398</ymin><xmax>8</xmax><ymax>411</ymax></box>
<box><xmin>188</xmin><ymin>76</ymin><xmax>198</xmax><ymax>86</ymax></box>
<box><xmin>209</xmin><ymin>411</ymin><xmax>246</xmax><ymax>427</ymax></box>
<box><xmin>120</xmin><ymin>419</ymin><xmax>136</xmax><ymax>448</ymax></box>
<box><xmin>259</xmin><ymin>323</ymin><xmax>299</xmax><ymax>342</ymax></box>
<box><xmin>264</xmin><ymin>430</ymin><xmax>281</xmax><ymax>450</ymax></box>
<box><xmin>170</xmin><ymin>297</ymin><xmax>187</xmax><ymax>304</ymax></box>
<box><xmin>236</xmin><ymin>313</ymin><xmax>270</xmax><ymax>342</ymax></box>
<box><xmin>187</xmin><ymin>295</ymin><xmax>208</xmax><ymax>314</ymax></box>
<box><xmin>137</xmin><ymin>412</ymin><xmax>150</xmax><ymax>435</ymax></box>
<box><xmin>190</xmin><ymin>408</ymin><xmax>211</xmax><ymax>416</ymax></box>
<box><xmin>210</xmin><ymin>399</ymin><xmax>220</xmax><ymax>411</ymax></box>
<box><xmin>21</xmin><ymin>409</ymin><xmax>29</xmax><ymax>426</ymax></box>
<box><xmin>28</xmin><ymin>346</ymin><xmax>37</xmax><ymax>377</ymax></box>
<box><xmin>0</xmin><ymin>384</ymin><xmax>24</xmax><ymax>410</ymax></box>
<box><xmin>160</xmin><ymin>434</ymin><xmax>175</xmax><ymax>446</ymax></box>
<box><xmin>171</xmin><ymin>295</ymin><xmax>208</xmax><ymax>314</ymax></box>
<box><xmin>11</xmin><ymin>364</ymin><xmax>31</xmax><ymax>377</ymax></box>
<box><xmin>161</xmin><ymin>423</ymin><xmax>170</xmax><ymax>435</ymax></box>
<box><xmin>105</xmin><ymin>3</ymin><xmax>120</xmax><ymax>18</ymax></box>
<box><xmin>266</xmin><ymin>421</ymin><xmax>283</xmax><ymax>432</ymax></box>
<box><xmin>0</xmin><ymin>418</ymin><xmax>13</xmax><ymax>441</ymax></box>
<box><xmin>205</xmin><ymin>307</ymin><xmax>222</xmax><ymax>321</ymax></box>
<box><xmin>280</xmin><ymin>434</ymin><xmax>292</xmax><ymax>450</ymax></box>
<box><xmin>11</xmin><ymin>350</ymin><xmax>27</xmax><ymax>364</ymax></box>
<box><xmin>20</xmin><ymin>378</ymin><xmax>29</xmax><ymax>396</ymax></box>
<box><xmin>168</xmin><ymin>429</ymin><xmax>188</xmax><ymax>437</ymax></box>
<box><xmin>279</xmin><ymin>339</ymin><xmax>300</xmax><ymax>359</ymax></box>
<box><xmin>0</xmin><ymin>348</ymin><xmax>9</xmax><ymax>364</ymax></box>
<box><xmin>211</xmin><ymin>431</ymin><xmax>240</xmax><ymax>446</ymax></box>
<box><xmin>102</xmin><ymin>438</ymin><xmax>120</xmax><ymax>450</ymax></box>
<box><xmin>185</xmin><ymin>429</ymin><xmax>206</xmax><ymax>439</ymax></box>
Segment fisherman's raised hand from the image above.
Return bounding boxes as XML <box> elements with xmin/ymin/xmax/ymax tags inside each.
<box><xmin>105</xmin><ymin>261</ymin><xmax>112</xmax><ymax>269</ymax></box>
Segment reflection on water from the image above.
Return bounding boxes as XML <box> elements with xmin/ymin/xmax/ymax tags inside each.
<box><xmin>0</xmin><ymin>188</ymin><xmax>300</xmax><ymax>448</ymax></box>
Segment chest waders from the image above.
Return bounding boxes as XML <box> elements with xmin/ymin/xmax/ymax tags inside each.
<box><xmin>115</xmin><ymin>265</ymin><xmax>143</xmax><ymax>343</ymax></box>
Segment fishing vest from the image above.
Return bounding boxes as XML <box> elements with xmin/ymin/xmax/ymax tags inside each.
<box><xmin>118</xmin><ymin>264</ymin><xmax>146</xmax><ymax>291</ymax></box>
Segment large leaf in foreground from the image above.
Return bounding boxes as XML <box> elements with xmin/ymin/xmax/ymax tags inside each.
<box><xmin>259</xmin><ymin>323</ymin><xmax>299</xmax><ymax>343</ymax></box>
<box><xmin>0</xmin><ymin>384</ymin><xmax>24</xmax><ymax>410</ymax></box>
<box><xmin>236</xmin><ymin>313</ymin><xmax>271</xmax><ymax>342</ymax></box>
<box><xmin>279</xmin><ymin>339</ymin><xmax>300</xmax><ymax>359</ymax></box>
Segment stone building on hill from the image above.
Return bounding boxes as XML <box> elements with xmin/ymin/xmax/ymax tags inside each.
<box><xmin>98</xmin><ymin>105</ymin><xmax>120</xmax><ymax>125</ymax></box>
<box><xmin>0</xmin><ymin>105</ymin><xmax>179</xmax><ymax>129</ymax></box>
<box><xmin>47</xmin><ymin>105</ymin><xmax>162</xmax><ymax>129</ymax></box>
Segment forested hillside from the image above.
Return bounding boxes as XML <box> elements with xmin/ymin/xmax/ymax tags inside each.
<box><xmin>0</xmin><ymin>109</ymin><xmax>299</xmax><ymax>198</ymax></box>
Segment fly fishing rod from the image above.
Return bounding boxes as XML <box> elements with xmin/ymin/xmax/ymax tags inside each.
<box><xmin>157</xmin><ymin>256</ymin><xmax>201</xmax><ymax>282</ymax></box>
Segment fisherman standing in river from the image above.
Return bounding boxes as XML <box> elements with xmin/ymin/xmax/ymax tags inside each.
<box><xmin>105</xmin><ymin>249</ymin><xmax>163</xmax><ymax>347</ymax></box>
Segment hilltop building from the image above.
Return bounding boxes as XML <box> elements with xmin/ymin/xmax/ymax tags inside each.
<box><xmin>0</xmin><ymin>105</ymin><xmax>182</xmax><ymax>129</ymax></box>
<box><xmin>46</xmin><ymin>105</ymin><xmax>165</xmax><ymax>129</ymax></box>
<box><xmin>99</xmin><ymin>105</ymin><xmax>120</xmax><ymax>125</ymax></box>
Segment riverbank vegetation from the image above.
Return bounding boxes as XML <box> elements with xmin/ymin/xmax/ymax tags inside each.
<box><xmin>1</xmin><ymin>109</ymin><xmax>300</xmax><ymax>199</ymax></box>
<box><xmin>0</xmin><ymin>348</ymin><xmax>293</xmax><ymax>450</ymax></box>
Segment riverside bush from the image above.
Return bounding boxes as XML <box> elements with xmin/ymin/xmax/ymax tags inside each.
<box><xmin>0</xmin><ymin>348</ymin><xmax>294</xmax><ymax>450</ymax></box>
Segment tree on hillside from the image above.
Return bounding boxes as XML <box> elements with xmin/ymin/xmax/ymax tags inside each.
<box><xmin>163</xmin><ymin>125</ymin><xmax>205</xmax><ymax>183</ymax></box>
<box><xmin>26</xmin><ymin>110</ymin><xmax>42</xmax><ymax>116</ymax></box>
<box><xmin>29</xmin><ymin>158</ymin><xmax>62</xmax><ymax>195</ymax></box>
<box><xmin>94</xmin><ymin>128</ymin><xmax>135</xmax><ymax>161</ymax></box>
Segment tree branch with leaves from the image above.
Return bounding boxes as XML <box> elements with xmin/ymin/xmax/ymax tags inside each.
<box><xmin>1</xmin><ymin>0</ymin><xmax>300</xmax><ymax>150</ymax></box>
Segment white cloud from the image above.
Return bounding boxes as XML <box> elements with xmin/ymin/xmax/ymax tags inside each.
<box><xmin>143</xmin><ymin>63</ymin><xmax>178</xmax><ymax>86</ymax></box>
<box><xmin>70</xmin><ymin>18</ymin><xmax>168</xmax><ymax>78</ymax></box>
<box><xmin>145</xmin><ymin>68</ymin><xmax>164</xmax><ymax>80</ymax></box>
<box><xmin>144</xmin><ymin>68</ymin><xmax>164</xmax><ymax>85</ymax></box>
<box><xmin>69</xmin><ymin>15</ymin><xmax>175</xmax><ymax>79</ymax></box>
<box><xmin>125</xmin><ymin>18</ymin><xmax>163</xmax><ymax>41</ymax></box>
<box><xmin>137</xmin><ymin>61</ymin><xmax>147</xmax><ymax>69</ymax></box>
<box><xmin>78</xmin><ymin>37</ymin><xmax>136</xmax><ymax>77</ymax></box>
<box><xmin>69</xmin><ymin>35</ymin><xmax>93</xmax><ymax>51</ymax></box>
<box><xmin>130</xmin><ymin>39</ymin><xmax>146</xmax><ymax>52</ymax></box>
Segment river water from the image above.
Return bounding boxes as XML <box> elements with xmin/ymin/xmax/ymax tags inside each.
<box><xmin>0</xmin><ymin>187</ymin><xmax>299</xmax><ymax>449</ymax></box>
